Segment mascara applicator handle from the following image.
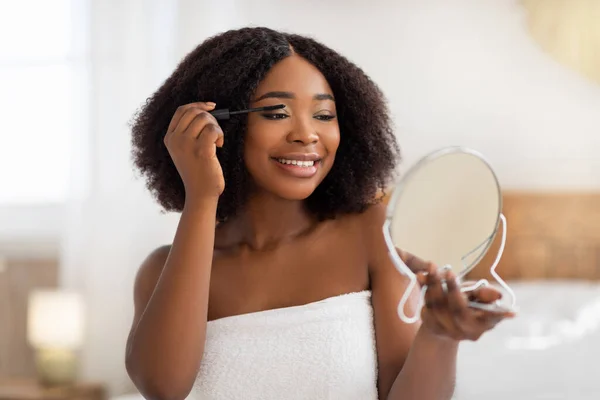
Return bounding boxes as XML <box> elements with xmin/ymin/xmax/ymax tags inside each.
<box><xmin>209</xmin><ymin>104</ymin><xmax>285</xmax><ymax>121</ymax></box>
<box><xmin>209</xmin><ymin>108</ymin><xmax>231</xmax><ymax>120</ymax></box>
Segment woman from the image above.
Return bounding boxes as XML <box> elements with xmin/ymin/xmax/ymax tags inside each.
<box><xmin>126</xmin><ymin>27</ymin><xmax>514</xmax><ymax>400</ymax></box>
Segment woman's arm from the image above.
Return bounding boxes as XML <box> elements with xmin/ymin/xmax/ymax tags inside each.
<box><xmin>371</xmin><ymin>270</ymin><xmax>460</xmax><ymax>400</ymax></box>
<box><xmin>384</xmin><ymin>312</ymin><xmax>459</xmax><ymax>400</ymax></box>
<box><xmin>126</xmin><ymin>101</ymin><xmax>227</xmax><ymax>400</ymax></box>
<box><xmin>125</xmin><ymin>199</ymin><xmax>218</xmax><ymax>400</ymax></box>
<box><xmin>362</xmin><ymin>202</ymin><xmax>513</xmax><ymax>400</ymax></box>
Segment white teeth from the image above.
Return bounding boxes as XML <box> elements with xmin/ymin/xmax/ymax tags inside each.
<box><xmin>277</xmin><ymin>158</ymin><xmax>315</xmax><ymax>167</ymax></box>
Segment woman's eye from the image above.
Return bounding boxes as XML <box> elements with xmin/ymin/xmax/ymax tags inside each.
<box><xmin>261</xmin><ymin>113</ymin><xmax>288</xmax><ymax>120</ymax></box>
<box><xmin>315</xmin><ymin>114</ymin><xmax>336</xmax><ymax>121</ymax></box>
<box><xmin>260</xmin><ymin>113</ymin><xmax>336</xmax><ymax>121</ymax></box>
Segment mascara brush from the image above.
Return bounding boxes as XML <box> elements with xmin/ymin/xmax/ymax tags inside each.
<box><xmin>210</xmin><ymin>104</ymin><xmax>285</xmax><ymax>120</ymax></box>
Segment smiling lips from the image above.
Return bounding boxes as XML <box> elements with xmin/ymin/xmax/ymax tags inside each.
<box><xmin>276</xmin><ymin>158</ymin><xmax>315</xmax><ymax>167</ymax></box>
<box><xmin>271</xmin><ymin>153</ymin><xmax>321</xmax><ymax>178</ymax></box>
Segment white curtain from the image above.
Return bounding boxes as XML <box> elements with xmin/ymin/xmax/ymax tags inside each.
<box><xmin>60</xmin><ymin>0</ymin><xmax>240</xmax><ymax>394</ymax></box>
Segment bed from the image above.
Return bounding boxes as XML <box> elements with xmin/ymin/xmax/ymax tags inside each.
<box><xmin>456</xmin><ymin>192</ymin><xmax>600</xmax><ymax>399</ymax></box>
<box><xmin>456</xmin><ymin>280</ymin><xmax>600</xmax><ymax>400</ymax></box>
<box><xmin>113</xmin><ymin>192</ymin><xmax>600</xmax><ymax>400</ymax></box>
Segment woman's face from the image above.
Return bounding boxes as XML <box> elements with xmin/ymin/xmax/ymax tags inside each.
<box><xmin>244</xmin><ymin>54</ymin><xmax>340</xmax><ymax>200</ymax></box>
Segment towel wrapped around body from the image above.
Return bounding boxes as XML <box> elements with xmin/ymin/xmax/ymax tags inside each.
<box><xmin>191</xmin><ymin>290</ymin><xmax>379</xmax><ymax>400</ymax></box>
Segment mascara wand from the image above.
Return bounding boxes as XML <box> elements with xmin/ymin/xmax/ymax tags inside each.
<box><xmin>210</xmin><ymin>104</ymin><xmax>285</xmax><ymax>120</ymax></box>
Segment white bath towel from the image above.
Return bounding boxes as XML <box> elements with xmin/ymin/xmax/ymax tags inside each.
<box><xmin>190</xmin><ymin>290</ymin><xmax>379</xmax><ymax>400</ymax></box>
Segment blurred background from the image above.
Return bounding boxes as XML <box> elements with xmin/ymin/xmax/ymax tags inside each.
<box><xmin>0</xmin><ymin>0</ymin><xmax>599</xmax><ymax>399</ymax></box>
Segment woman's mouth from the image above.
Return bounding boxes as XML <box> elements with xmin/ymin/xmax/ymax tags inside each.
<box><xmin>271</xmin><ymin>157</ymin><xmax>321</xmax><ymax>178</ymax></box>
<box><xmin>275</xmin><ymin>158</ymin><xmax>316</xmax><ymax>167</ymax></box>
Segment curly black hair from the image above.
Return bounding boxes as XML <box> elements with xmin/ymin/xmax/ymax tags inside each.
<box><xmin>131</xmin><ymin>27</ymin><xmax>400</xmax><ymax>222</ymax></box>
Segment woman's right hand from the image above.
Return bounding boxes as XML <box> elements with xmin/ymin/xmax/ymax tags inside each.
<box><xmin>164</xmin><ymin>102</ymin><xmax>225</xmax><ymax>202</ymax></box>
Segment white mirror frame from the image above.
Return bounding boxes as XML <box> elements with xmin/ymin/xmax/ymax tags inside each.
<box><xmin>382</xmin><ymin>147</ymin><xmax>517</xmax><ymax>323</ymax></box>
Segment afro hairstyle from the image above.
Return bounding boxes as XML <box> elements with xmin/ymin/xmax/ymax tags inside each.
<box><xmin>131</xmin><ymin>26</ymin><xmax>400</xmax><ymax>222</ymax></box>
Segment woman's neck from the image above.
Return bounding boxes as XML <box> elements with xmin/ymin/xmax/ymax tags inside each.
<box><xmin>224</xmin><ymin>191</ymin><xmax>318</xmax><ymax>251</ymax></box>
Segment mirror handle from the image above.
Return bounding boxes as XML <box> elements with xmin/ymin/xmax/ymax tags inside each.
<box><xmin>383</xmin><ymin>220</ymin><xmax>423</xmax><ymax>323</ymax></box>
<box><xmin>461</xmin><ymin>213</ymin><xmax>517</xmax><ymax>311</ymax></box>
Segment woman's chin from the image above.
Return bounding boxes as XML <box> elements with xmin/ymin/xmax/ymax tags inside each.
<box><xmin>276</xmin><ymin>188</ymin><xmax>317</xmax><ymax>201</ymax></box>
<box><xmin>262</xmin><ymin>183</ymin><xmax>319</xmax><ymax>201</ymax></box>
<box><xmin>250</xmin><ymin>176</ymin><xmax>323</xmax><ymax>202</ymax></box>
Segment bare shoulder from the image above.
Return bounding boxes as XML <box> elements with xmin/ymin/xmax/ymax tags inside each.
<box><xmin>131</xmin><ymin>245</ymin><xmax>171</xmax><ymax>317</ymax></box>
<box><xmin>136</xmin><ymin>245</ymin><xmax>171</xmax><ymax>285</ymax></box>
<box><xmin>356</xmin><ymin>201</ymin><xmax>390</xmax><ymax>269</ymax></box>
<box><xmin>319</xmin><ymin>203</ymin><xmax>387</xmax><ymax>254</ymax></box>
<box><xmin>358</xmin><ymin>201</ymin><xmax>388</xmax><ymax>228</ymax></box>
<box><xmin>144</xmin><ymin>245</ymin><xmax>172</xmax><ymax>265</ymax></box>
<box><xmin>337</xmin><ymin>201</ymin><xmax>387</xmax><ymax>232</ymax></box>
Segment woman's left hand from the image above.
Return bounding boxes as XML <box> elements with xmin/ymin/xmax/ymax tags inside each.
<box><xmin>415</xmin><ymin>265</ymin><xmax>515</xmax><ymax>342</ymax></box>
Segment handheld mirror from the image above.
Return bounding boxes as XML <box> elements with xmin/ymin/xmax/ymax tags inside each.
<box><xmin>382</xmin><ymin>147</ymin><xmax>517</xmax><ymax>323</ymax></box>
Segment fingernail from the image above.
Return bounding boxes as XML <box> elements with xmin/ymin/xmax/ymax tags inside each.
<box><xmin>206</xmin><ymin>102</ymin><xmax>216</xmax><ymax>108</ymax></box>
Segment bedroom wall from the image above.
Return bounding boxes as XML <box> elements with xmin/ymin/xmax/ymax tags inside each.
<box><xmin>236</xmin><ymin>0</ymin><xmax>600</xmax><ymax>189</ymax></box>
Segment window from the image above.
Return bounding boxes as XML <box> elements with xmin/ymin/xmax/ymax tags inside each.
<box><xmin>0</xmin><ymin>0</ymin><xmax>77</xmax><ymax>204</ymax></box>
<box><xmin>0</xmin><ymin>0</ymin><xmax>87</xmax><ymax>250</ymax></box>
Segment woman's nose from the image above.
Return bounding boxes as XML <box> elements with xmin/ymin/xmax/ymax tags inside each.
<box><xmin>286</xmin><ymin>116</ymin><xmax>318</xmax><ymax>144</ymax></box>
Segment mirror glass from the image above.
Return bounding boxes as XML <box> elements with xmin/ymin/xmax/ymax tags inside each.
<box><xmin>387</xmin><ymin>147</ymin><xmax>501</xmax><ymax>277</ymax></box>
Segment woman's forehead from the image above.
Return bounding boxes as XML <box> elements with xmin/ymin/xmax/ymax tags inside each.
<box><xmin>255</xmin><ymin>55</ymin><xmax>333</xmax><ymax>97</ymax></box>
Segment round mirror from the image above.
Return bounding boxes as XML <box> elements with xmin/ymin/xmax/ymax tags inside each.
<box><xmin>382</xmin><ymin>146</ymin><xmax>516</xmax><ymax>323</ymax></box>
<box><xmin>387</xmin><ymin>147</ymin><xmax>501</xmax><ymax>277</ymax></box>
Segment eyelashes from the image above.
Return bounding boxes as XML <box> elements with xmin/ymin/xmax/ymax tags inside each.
<box><xmin>315</xmin><ymin>115</ymin><xmax>336</xmax><ymax>121</ymax></box>
<box><xmin>260</xmin><ymin>113</ymin><xmax>288</xmax><ymax>120</ymax></box>
<box><xmin>260</xmin><ymin>113</ymin><xmax>336</xmax><ymax>121</ymax></box>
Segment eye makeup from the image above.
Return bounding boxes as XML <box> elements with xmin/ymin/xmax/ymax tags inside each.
<box><xmin>210</xmin><ymin>104</ymin><xmax>286</xmax><ymax>120</ymax></box>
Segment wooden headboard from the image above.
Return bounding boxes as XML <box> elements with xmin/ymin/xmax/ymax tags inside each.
<box><xmin>382</xmin><ymin>191</ymin><xmax>600</xmax><ymax>281</ymax></box>
<box><xmin>468</xmin><ymin>192</ymin><xmax>600</xmax><ymax>281</ymax></box>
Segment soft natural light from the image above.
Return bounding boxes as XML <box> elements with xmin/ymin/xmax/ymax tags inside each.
<box><xmin>0</xmin><ymin>0</ymin><xmax>71</xmax><ymax>62</ymax></box>
<box><xmin>0</xmin><ymin>0</ymin><xmax>74</xmax><ymax>204</ymax></box>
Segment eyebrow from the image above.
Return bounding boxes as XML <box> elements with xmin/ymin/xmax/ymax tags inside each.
<box><xmin>253</xmin><ymin>91</ymin><xmax>335</xmax><ymax>102</ymax></box>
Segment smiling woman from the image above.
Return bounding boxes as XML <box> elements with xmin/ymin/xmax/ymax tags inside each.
<box><xmin>126</xmin><ymin>26</ymin><xmax>510</xmax><ymax>400</ymax></box>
